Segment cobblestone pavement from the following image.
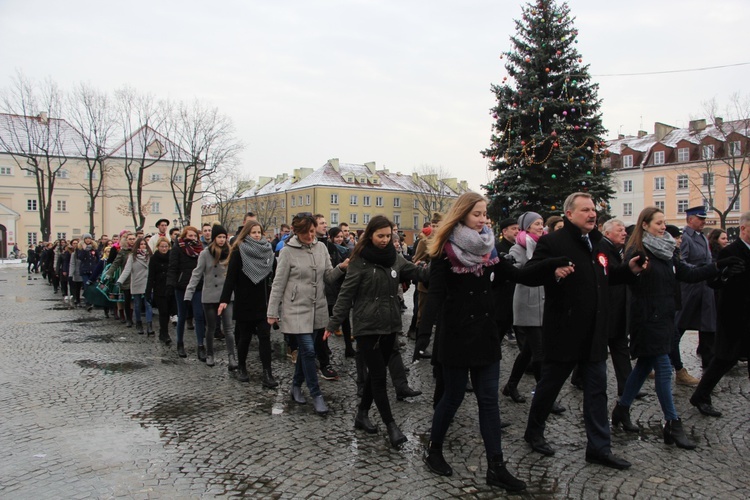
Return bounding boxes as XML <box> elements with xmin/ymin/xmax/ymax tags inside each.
<box><xmin>1</xmin><ymin>265</ymin><xmax>749</xmax><ymax>499</ymax></box>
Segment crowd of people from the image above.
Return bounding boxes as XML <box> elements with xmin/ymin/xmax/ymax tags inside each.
<box><xmin>27</xmin><ymin>194</ymin><xmax>750</xmax><ymax>493</ymax></box>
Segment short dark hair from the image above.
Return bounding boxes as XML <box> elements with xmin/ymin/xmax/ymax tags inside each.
<box><xmin>314</xmin><ymin>214</ymin><xmax>325</xmax><ymax>222</ymax></box>
<box><xmin>202</xmin><ymin>223</ymin><xmax>212</xmax><ymax>229</ymax></box>
<box><xmin>339</xmin><ymin>222</ymin><xmax>349</xmax><ymax>228</ymax></box>
<box><xmin>169</xmin><ymin>228</ymin><xmax>180</xmax><ymax>236</ymax></box>
<box><xmin>280</xmin><ymin>223</ymin><xmax>290</xmax><ymax>230</ymax></box>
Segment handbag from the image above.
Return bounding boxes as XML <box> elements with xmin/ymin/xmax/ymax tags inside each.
<box><xmin>96</xmin><ymin>263</ymin><xmax>125</xmax><ymax>303</ymax></box>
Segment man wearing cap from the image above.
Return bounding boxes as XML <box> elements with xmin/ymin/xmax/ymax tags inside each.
<box><xmin>150</xmin><ymin>219</ymin><xmax>171</xmax><ymax>252</ymax></box>
<box><xmin>496</xmin><ymin>218</ymin><xmax>520</xmax><ymax>344</ymax></box>
<box><xmin>672</xmin><ymin>206</ymin><xmax>715</xmax><ymax>385</ymax></box>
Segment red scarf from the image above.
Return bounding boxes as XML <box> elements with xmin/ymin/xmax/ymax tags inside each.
<box><xmin>178</xmin><ymin>238</ymin><xmax>203</xmax><ymax>258</ymax></box>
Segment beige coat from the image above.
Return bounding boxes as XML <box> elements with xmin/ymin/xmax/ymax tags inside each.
<box><xmin>267</xmin><ymin>235</ymin><xmax>344</xmax><ymax>334</ymax></box>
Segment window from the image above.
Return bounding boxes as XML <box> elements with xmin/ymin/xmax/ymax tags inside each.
<box><xmin>128</xmin><ymin>202</ymin><xmax>135</xmax><ymax>214</ymax></box>
<box><xmin>702</xmin><ymin>173</ymin><xmax>714</xmax><ymax>186</ymax></box>
<box><xmin>84</xmin><ymin>171</ymin><xmax>98</xmax><ymax>180</ymax></box>
<box><xmin>0</xmin><ymin>166</ymin><xmax>12</xmax><ymax>175</ymax></box>
<box><xmin>622</xmin><ymin>203</ymin><xmax>632</xmax><ymax>217</ymax></box>
<box><xmin>281</xmin><ymin>199</ymin><xmax>285</xmax><ymax>209</ymax></box>
<box><xmin>375</xmin><ymin>196</ymin><xmax>383</xmax><ymax>207</ymax></box>
<box><xmin>291</xmin><ymin>196</ymin><xmax>296</xmax><ymax>207</ymax></box>
<box><xmin>677</xmin><ymin>200</ymin><xmax>689</xmax><ymax>213</ymax></box>
<box><xmin>57</xmin><ymin>169</ymin><xmax>69</xmax><ymax>179</ymax></box>
<box><xmin>393</xmin><ymin>213</ymin><xmax>401</xmax><ymax>225</ymax></box>
<box><xmin>431</xmin><ymin>201</ymin><xmax>437</xmax><ymax>210</ymax></box>
<box><xmin>654</xmin><ymin>177</ymin><xmax>665</xmax><ymax>190</ymax></box>
<box><xmin>298</xmin><ymin>196</ymin><xmax>303</xmax><ymax>206</ymax></box>
<box><xmin>363</xmin><ymin>213</ymin><xmax>370</xmax><ymax>224</ymax></box>
<box><xmin>56</xmin><ymin>200</ymin><xmax>67</xmax><ymax>212</ymax></box>
<box><xmin>150</xmin><ymin>173</ymin><xmax>161</xmax><ymax>182</ymax></box>
<box><xmin>413</xmin><ymin>215</ymin><xmax>419</xmax><ymax>229</ymax></box>
<box><xmin>27</xmin><ymin>232</ymin><xmax>38</xmax><ymax>246</ymax></box>
<box><xmin>305</xmin><ymin>195</ymin><xmax>311</xmax><ymax>205</ymax></box>
<box><xmin>622</xmin><ymin>155</ymin><xmax>633</xmax><ymax>168</ymax></box>
<box><xmin>26</xmin><ymin>169</ymin><xmax>35</xmax><ymax>176</ymax></box>
<box><xmin>330</xmin><ymin>194</ymin><xmax>338</xmax><ymax>205</ymax></box>
<box><xmin>677</xmin><ymin>148</ymin><xmax>690</xmax><ymax>162</ymax></box>
<box><xmin>330</xmin><ymin>211</ymin><xmax>339</xmax><ymax>224</ymax></box>
<box><xmin>350</xmin><ymin>213</ymin><xmax>358</xmax><ymax>224</ymax></box>
<box><xmin>413</xmin><ymin>199</ymin><xmax>419</xmax><ymax>209</ymax></box>
<box><xmin>653</xmin><ymin>151</ymin><xmax>665</xmax><ymax>165</ymax></box>
<box><xmin>702</xmin><ymin>145</ymin><xmax>715</xmax><ymax>160</ymax></box>
<box><xmin>173</xmin><ymin>174</ymin><xmax>184</xmax><ymax>183</ymax></box>
<box><xmin>27</xmin><ymin>199</ymin><xmax>37</xmax><ymax>211</ymax></box>
<box><xmin>86</xmin><ymin>201</ymin><xmax>92</xmax><ymax>212</ymax></box>
<box><xmin>350</xmin><ymin>194</ymin><xmax>358</xmax><ymax>205</ymax></box>
<box><xmin>151</xmin><ymin>202</ymin><xmax>161</xmax><ymax>213</ymax></box>
<box><xmin>57</xmin><ymin>232</ymin><xmax>67</xmax><ymax>240</ymax></box>
<box><xmin>655</xmin><ymin>200</ymin><xmax>665</xmax><ymax>211</ymax></box>
<box><xmin>174</xmin><ymin>203</ymin><xmax>182</xmax><ymax>214</ymax></box>
<box><xmin>729</xmin><ymin>141</ymin><xmax>742</xmax><ymax>157</ymax></box>
<box><xmin>623</xmin><ymin>180</ymin><xmax>633</xmax><ymax>193</ymax></box>
<box><xmin>393</xmin><ymin>197</ymin><xmax>401</xmax><ymax>208</ymax></box>
<box><xmin>730</xmin><ymin>197</ymin><xmax>741</xmax><ymax>211</ymax></box>
<box><xmin>363</xmin><ymin>196</ymin><xmax>371</xmax><ymax>206</ymax></box>
<box><xmin>728</xmin><ymin>171</ymin><xmax>739</xmax><ymax>185</ymax></box>
<box><xmin>677</xmin><ymin>174</ymin><xmax>689</xmax><ymax>190</ymax></box>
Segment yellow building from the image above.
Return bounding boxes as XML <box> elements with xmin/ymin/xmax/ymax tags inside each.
<box><xmin>0</xmin><ymin>113</ymin><xmax>201</xmax><ymax>256</ymax></box>
<box><xmin>606</xmin><ymin>119</ymin><xmax>749</xmax><ymax>231</ymax></box>
<box><xmin>203</xmin><ymin>159</ymin><xmax>469</xmax><ymax>243</ymax></box>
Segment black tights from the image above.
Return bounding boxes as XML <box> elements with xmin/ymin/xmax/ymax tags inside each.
<box><xmin>235</xmin><ymin>319</ymin><xmax>272</xmax><ymax>370</ymax></box>
<box><xmin>154</xmin><ymin>296</ymin><xmax>171</xmax><ymax>334</ymax></box>
<box><xmin>357</xmin><ymin>333</ymin><xmax>396</xmax><ymax>424</ymax></box>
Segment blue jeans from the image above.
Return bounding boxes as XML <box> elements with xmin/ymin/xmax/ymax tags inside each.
<box><xmin>620</xmin><ymin>354</ymin><xmax>678</xmax><ymax>421</ymax></box>
<box><xmin>430</xmin><ymin>361</ymin><xmax>503</xmax><ymax>460</ymax></box>
<box><xmin>132</xmin><ymin>293</ymin><xmax>153</xmax><ymax>324</ymax></box>
<box><xmin>292</xmin><ymin>333</ymin><xmax>322</xmax><ymax>398</ymax></box>
<box><xmin>174</xmin><ymin>288</ymin><xmax>205</xmax><ymax>346</ymax></box>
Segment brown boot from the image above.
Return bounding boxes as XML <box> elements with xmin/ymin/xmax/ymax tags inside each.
<box><xmin>675</xmin><ymin>367</ymin><xmax>700</xmax><ymax>386</ymax></box>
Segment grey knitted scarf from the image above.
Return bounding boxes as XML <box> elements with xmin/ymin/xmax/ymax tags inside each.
<box><xmin>239</xmin><ymin>237</ymin><xmax>274</xmax><ymax>284</ymax></box>
<box><xmin>643</xmin><ymin>232</ymin><xmax>676</xmax><ymax>261</ymax></box>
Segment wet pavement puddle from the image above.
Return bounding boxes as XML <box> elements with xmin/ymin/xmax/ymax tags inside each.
<box><xmin>75</xmin><ymin>359</ymin><xmax>148</xmax><ymax>373</ymax></box>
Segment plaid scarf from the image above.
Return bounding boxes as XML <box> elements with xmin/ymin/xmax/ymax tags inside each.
<box><xmin>178</xmin><ymin>238</ymin><xmax>203</xmax><ymax>258</ymax></box>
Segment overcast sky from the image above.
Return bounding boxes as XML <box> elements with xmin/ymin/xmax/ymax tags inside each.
<box><xmin>1</xmin><ymin>0</ymin><xmax>748</xmax><ymax>191</ymax></box>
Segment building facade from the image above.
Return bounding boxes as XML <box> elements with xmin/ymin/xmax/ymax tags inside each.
<box><xmin>202</xmin><ymin>159</ymin><xmax>469</xmax><ymax>243</ymax></box>
<box><xmin>0</xmin><ymin>113</ymin><xmax>200</xmax><ymax>257</ymax></box>
<box><xmin>606</xmin><ymin>118</ymin><xmax>749</xmax><ymax>230</ymax></box>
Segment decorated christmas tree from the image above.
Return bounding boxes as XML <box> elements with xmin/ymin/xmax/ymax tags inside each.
<box><xmin>482</xmin><ymin>0</ymin><xmax>613</xmax><ymax>221</ymax></box>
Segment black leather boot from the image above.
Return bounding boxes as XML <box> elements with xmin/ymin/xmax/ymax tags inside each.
<box><xmin>177</xmin><ymin>342</ymin><xmax>186</xmax><ymax>358</ymax></box>
<box><xmin>262</xmin><ymin>368</ymin><xmax>278</xmax><ymax>388</ymax></box>
<box><xmin>487</xmin><ymin>456</ymin><xmax>526</xmax><ymax>492</ymax></box>
<box><xmin>663</xmin><ymin>419</ymin><xmax>696</xmax><ymax>450</ymax></box>
<box><xmin>135</xmin><ymin>321</ymin><xmax>144</xmax><ymax>335</ymax></box>
<box><xmin>502</xmin><ymin>383</ymin><xmax>526</xmax><ymax>403</ymax></box>
<box><xmin>386</xmin><ymin>421</ymin><xmax>407</xmax><ymax>448</ymax></box>
<box><xmin>423</xmin><ymin>441</ymin><xmax>452</xmax><ymax>476</ymax></box>
<box><xmin>237</xmin><ymin>366</ymin><xmax>250</xmax><ymax>383</ymax></box>
<box><xmin>611</xmin><ymin>402</ymin><xmax>639</xmax><ymax>432</ymax></box>
<box><xmin>354</xmin><ymin>409</ymin><xmax>378</xmax><ymax>434</ymax></box>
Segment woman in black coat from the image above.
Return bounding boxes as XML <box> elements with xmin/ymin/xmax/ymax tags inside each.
<box><xmin>146</xmin><ymin>236</ymin><xmax>173</xmax><ymax>346</ymax></box>
<box><xmin>420</xmin><ymin>193</ymin><xmax>569</xmax><ymax>493</ymax></box>
<box><xmin>219</xmin><ymin>221</ymin><xmax>276</xmax><ymax>388</ymax></box>
<box><xmin>611</xmin><ymin>207</ymin><xmax>730</xmax><ymax>449</ymax></box>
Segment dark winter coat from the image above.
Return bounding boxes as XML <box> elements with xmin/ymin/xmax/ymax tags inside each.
<box><xmin>627</xmin><ymin>246</ymin><xmax>717</xmax><ymax>359</ymax></box>
<box><xmin>527</xmin><ymin>218</ymin><xmax>635</xmax><ymax>363</ymax></box>
<box><xmin>60</xmin><ymin>251</ymin><xmax>72</xmax><ymax>277</ymax></box>
<box><xmin>325</xmin><ymin>242</ymin><xmax>350</xmax><ymax>305</ymax></box>
<box><xmin>220</xmin><ymin>247</ymin><xmax>274</xmax><ymax>323</ymax></box>
<box><xmin>494</xmin><ymin>237</ymin><xmax>516</xmax><ymax>328</ymax></box>
<box><xmin>599</xmin><ymin>237</ymin><xmax>627</xmax><ymax>340</ymax></box>
<box><xmin>108</xmin><ymin>248</ymin><xmax>132</xmax><ymax>290</ymax></box>
<box><xmin>76</xmin><ymin>246</ymin><xmax>100</xmax><ymax>275</ymax></box>
<box><xmin>327</xmin><ymin>253</ymin><xmax>426</xmax><ymax>337</ymax></box>
<box><xmin>166</xmin><ymin>243</ymin><xmax>203</xmax><ymax>291</ymax></box>
<box><xmin>146</xmin><ymin>250</ymin><xmax>171</xmax><ymax>299</ymax></box>
<box><xmin>709</xmin><ymin>239</ymin><xmax>750</xmax><ymax>359</ymax></box>
<box><xmin>419</xmin><ymin>252</ymin><xmax>554</xmax><ymax>368</ymax></box>
<box><xmin>675</xmin><ymin>226</ymin><xmax>717</xmax><ymax>331</ymax></box>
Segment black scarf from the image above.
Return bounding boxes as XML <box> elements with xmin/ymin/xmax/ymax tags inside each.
<box><xmin>360</xmin><ymin>241</ymin><xmax>397</xmax><ymax>267</ymax></box>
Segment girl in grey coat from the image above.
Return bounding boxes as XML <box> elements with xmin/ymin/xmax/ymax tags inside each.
<box><xmin>267</xmin><ymin>213</ymin><xmax>346</xmax><ymax>416</ymax></box>
<box><xmin>186</xmin><ymin>224</ymin><xmax>237</xmax><ymax>369</ymax></box>
<box><xmin>117</xmin><ymin>237</ymin><xmax>153</xmax><ymax>335</ymax></box>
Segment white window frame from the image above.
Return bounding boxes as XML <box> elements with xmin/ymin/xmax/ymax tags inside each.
<box><xmin>305</xmin><ymin>195</ymin><xmax>311</xmax><ymax>205</ymax></box>
<box><xmin>363</xmin><ymin>196</ymin><xmax>371</xmax><ymax>206</ymax></box>
<box><xmin>28</xmin><ymin>232</ymin><xmax>38</xmax><ymax>246</ymax></box>
<box><xmin>702</xmin><ymin>144</ymin><xmax>715</xmax><ymax>160</ymax></box>
<box><xmin>413</xmin><ymin>215</ymin><xmax>419</xmax><ymax>229</ymax></box>
<box><xmin>57</xmin><ymin>169</ymin><xmax>69</xmax><ymax>179</ymax></box>
<box><xmin>56</xmin><ymin>200</ymin><xmax>67</xmax><ymax>212</ymax></box>
<box><xmin>393</xmin><ymin>197</ymin><xmax>401</xmax><ymax>208</ymax></box>
<box><xmin>702</xmin><ymin>173</ymin><xmax>714</xmax><ymax>186</ymax></box>
<box><xmin>393</xmin><ymin>213</ymin><xmax>401</xmax><ymax>225</ymax></box>
<box><xmin>330</xmin><ymin>211</ymin><xmax>339</xmax><ymax>224</ymax></box>
<box><xmin>622</xmin><ymin>203</ymin><xmax>632</xmax><ymax>217</ymax></box>
<box><xmin>623</xmin><ymin>180</ymin><xmax>633</xmax><ymax>193</ymax></box>
<box><xmin>27</xmin><ymin>199</ymin><xmax>37</xmax><ymax>211</ymax></box>
<box><xmin>677</xmin><ymin>175</ymin><xmax>689</xmax><ymax>190</ymax></box>
<box><xmin>653</xmin><ymin>151</ymin><xmax>665</xmax><ymax>165</ymax></box>
<box><xmin>0</xmin><ymin>166</ymin><xmax>12</xmax><ymax>175</ymax></box>
<box><xmin>677</xmin><ymin>200</ymin><xmax>688</xmax><ymax>214</ymax></box>
<box><xmin>350</xmin><ymin>194</ymin><xmax>358</xmax><ymax>205</ymax></box>
<box><xmin>173</xmin><ymin>174</ymin><xmax>184</xmax><ymax>183</ymax></box>
<box><xmin>298</xmin><ymin>196</ymin><xmax>303</xmax><ymax>206</ymax></box>
<box><xmin>350</xmin><ymin>213</ymin><xmax>358</xmax><ymax>224</ymax></box>
<box><xmin>330</xmin><ymin>194</ymin><xmax>338</xmax><ymax>205</ymax></box>
<box><xmin>84</xmin><ymin>171</ymin><xmax>98</xmax><ymax>180</ymax></box>
<box><xmin>730</xmin><ymin>197</ymin><xmax>741</xmax><ymax>212</ymax></box>
<box><xmin>655</xmin><ymin>200</ymin><xmax>665</xmax><ymax>211</ymax></box>
<box><xmin>622</xmin><ymin>155</ymin><xmax>634</xmax><ymax>168</ymax></box>
<box><xmin>150</xmin><ymin>173</ymin><xmax>162</xmax><ymax>182</ymax></box>
<box><xmin>151</xmin><ymin>202</ymin><xmax>161</xmax><ymax>213</ymax></box>
<box><xmin>729</xmin><ymin>141</ymin><xmax>742</xmax><ymax>157</ymax></box>
<box><xmin>654</xmin><ymin>177</ymin><xmax>665</xmax><ymax>190</ymax></box>
<box><xmin>677</xmin><ymin>148</ymin><xmax>690</xmax><ymax>162</ymax></box>
<box><xmin>375</xmin><ymin>196</ymin><xmax>383</xmax><ymax>207</ymax></box>
<box><xmin>56</xmin><ymin>232</ymin><xmax>67</xmax><ymax>240</ymax></box>
<box><xmin>363</xmin><ymin>213</ymin><xmax>370</xmax><ymax>224</ymax></box>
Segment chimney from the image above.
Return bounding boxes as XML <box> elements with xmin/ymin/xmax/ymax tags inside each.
<box><xmin>38</xmin><ymin>111</ymin><xmax>48</xmax><ymax>123</ymax></box>
<box><xmin>618</xmin><ymin>134</ymin><xmax>625</xmax><ymax>140</ymax></box>
<box><xmin>364</xmin><ymin>161</ymin><xmax>376</xmax><ymax>174</ymax></box>
<box><xmin>637</xmin><ymin>130</ymin><xmax>647</xmax><ymax>138</ymax></box>
<box><xmin>329</xmin><ymin>158</ymin><xmax>340</xmax><ymax>172</ymax></box>
<box><xmin>714</xmin><ymin>117</ymin><xmax>723</xmax><ymax>127</ymax></box>
<box><xmin>654</xmin><ymin>122</ymin><xmax>678</xmax><ymax>141</ymax></box>
<box><xmin>689</xmin><ymin>119</ymin><xmax>707</xmax><ymax>132</ymax></box>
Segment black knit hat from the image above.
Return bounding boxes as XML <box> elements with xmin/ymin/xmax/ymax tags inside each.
<box><xmin>211</xmin><ymin>224</ymin><xmax>228</xmax><ymax>241</ymax></box>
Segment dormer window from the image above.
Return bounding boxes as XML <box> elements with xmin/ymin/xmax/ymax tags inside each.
<box><xmin>622</xmin><ymin>155</ymin><xmax>633</xmax><ymax>168</ymax></box>
<box><xmin>147</xmin><ymin>140</ymin><xmax>165</xmax><ymax>158</ymax></box>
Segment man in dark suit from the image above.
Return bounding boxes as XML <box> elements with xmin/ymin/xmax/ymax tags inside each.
<box><xmin>495</xmin><ymin>218</ymin><xmax>519</xmax><ymax>343</ymax></box>
<box><xmin>523</xmin><ymin>193</ymin><xmax>645</xmax><ymax>470</ymax></box>
<box><xmin>690</xmin><ymin>211</ymin><xmax>750</xmax><ymax>416</ymax></box>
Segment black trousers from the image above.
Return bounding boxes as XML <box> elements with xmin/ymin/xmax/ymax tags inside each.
<box><xmin>526</xmin><ymin>359</ymin><xmax>611</xmax><ymax>456</ymax></box>
<box><xmin>608</xmin><ymin>331</ymin><xmax>633</xmax><ymax>396</ymax></box>
<box><xmin>506</xmin><ymin>325</ymin><xmax>543</xmax><ymax>388</ymax></box>
<box><xmin>357</xmin><ymin>333</ymin><xmax>396</xmax><ymax>424</ymax></box>
<box><xmin>691</xmin><ymin>356</ymin><xmax>748</xmax><ymax>405</ymax></box>
<box><xmin>235</xmin><ymin>319</ymin><xmax>272</xmax><ymax>370</ymax></box>
<box><xmin>154</xmin><ymin>295</ymin><xmax>171</xmax><ymax>335</ymax></box>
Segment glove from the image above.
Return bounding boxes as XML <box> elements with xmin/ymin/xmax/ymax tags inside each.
<box><xmin>632</xmin><ymin>251</ymin><xmax>647</xmax><ymax>267</ymax></box>
<box><xmin>499</xmin><ymin>252</ymin><xmax>516</xmax><ymax>264</ymax></box>
<box><xmin>716</xmin><ymin>256</ymin><xmax>744</xmax><ymax>269</ymax></box>
<box><xmin>721</xmin><ymin>262</ymin><xmax>745</xmax><ymax>278</ymax></box>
